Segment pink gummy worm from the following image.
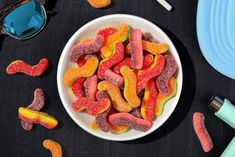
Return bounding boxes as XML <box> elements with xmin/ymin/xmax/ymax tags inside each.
<box><xmin>193</xmin><ymin>112</ymin><xmax>214</xmax><ymax>153</ymax></box>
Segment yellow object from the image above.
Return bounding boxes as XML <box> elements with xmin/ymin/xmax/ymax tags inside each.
<box><xmin>43</xmin><ymin>139</ymin><xmax>62</xmax><ymax>157</ymax></box>
<box><xmin>98</xmin><ymin>81</ymin><xmax>132</xmax><ymax>112</ymax></box>
<box><xmin>90</xmin><ymin>121</ymin><xmax>99</xmax><ymax>131</ymax></box>
<box><xmin>101</xmin><ymin>23</ymin><xmax>130</xmax><ymax>58</ymax></box>
<box><xmin>63</xmin><ymin>56</ymin><xmax>99</xmax><ymax>86</ymax></box>
<box><xmin>110</xmin><ymin>125</ymin><xmax>129</xmax><ymax>134</ymax></box>
<box><xmin>120</xmin><ymin>66</ymin><xmax>140</xmax><ymax>107</ymax></box>
<box><xmin>126</xmin><ymin>40</ymin><xmax>169</xmax><ymax>55</ymax></box>
<box><xmin>87</xmin><ymin>0</ymin><xmax>111</xmax><ymax>8</ymax></box>
<box><xmin>18</xmin><ymin>107</ymin><xmax>58</xmax><ymax>128</ymax></box>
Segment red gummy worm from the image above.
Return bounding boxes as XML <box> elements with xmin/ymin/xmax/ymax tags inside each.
<box><xmin>97</xmin><ymin>42</ymin><xmax>124</xmax><ymax>79</ymax></box>
<box><xmin>6</xmin><ymin>58</ymin><xmax>49</xmax><ymax>77</ymax></box>
<box><xmin>113</xmin><ymin>57</ymin><xmax>131</xmax><ymax>74</ymax></box>
<box><xmin>193</xmin><ymin>112</ymin><xmax>214</xmax><ymax>153</ymax></box>
<box><xmin>84</xmin><ymin>75</ymin><xmax>98</xmax><ymax>100</ymax></box>
<box><xmin>72</xmin><ymin>78</ymin><xmax>86</xmax><ymax>98</ymax></box>
<box><xmin>130</xmin><ymin>29</ymin><xmax>143</xmax><ymax>69</ymax></box>
<box><xmin>97</xmin><ymin>27</ymin><xmax>117</xmax><ymax>40</ymax></box>
<box><xmin>76</xmin><ymin>55</ymin><xmax>87</xmax><ymax>67</ymax></box>
<box><xmin>104</xmin><ymin>69</ymin><xmax>124</xmax><ymax>87</ymax></box>
<box><xmin>142</xmin><ymin>54</ymin><xmax>154</xmax><ymax>69</ymax></box>
<box><xmin>21</xmin><ymin>88</ymin><xmax>45</xmax><ymax>130</ymax></box>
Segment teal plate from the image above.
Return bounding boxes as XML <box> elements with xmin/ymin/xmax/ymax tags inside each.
<box><xmin>197</xmin><ymin>0</ymin><xmax>235</xmax><ymax>79</ymax></box>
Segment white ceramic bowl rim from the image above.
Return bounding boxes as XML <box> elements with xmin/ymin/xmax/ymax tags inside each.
<box><xmin>57</xmin><ymin>14</ymin><xmax>183</xmax><ymax>141</ymax></box>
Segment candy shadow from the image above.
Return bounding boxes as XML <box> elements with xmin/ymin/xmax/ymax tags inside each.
<box><xmin>62</xmin><ymin>147</ymin><xmax>69</xmax><ymax>157</ymax></box>
<box><xmin>124</xmin><ymin>27</ymin><xmax>196</xmax><ymax>144</ymax></box>
<box><xmin>39</xmin><ymin>61</ymin><xmax>53</xmax><ymax>78</ymax></box>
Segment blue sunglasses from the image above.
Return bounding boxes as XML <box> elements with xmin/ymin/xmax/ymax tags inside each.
<box><xmin>0</xmin><ymin>0</ymin><xmax>47</xmax><ymax>40</ymax></box>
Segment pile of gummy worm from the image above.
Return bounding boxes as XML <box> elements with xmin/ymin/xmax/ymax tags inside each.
<box><xmin>63</xmin><ymin>23</ymin><xmax>178</xmax><ymax>134</ymax></box>
<box><xmin>4</xmin><ymin>24</ymin><xmax>210</xmax><ymax>157</ymax></box>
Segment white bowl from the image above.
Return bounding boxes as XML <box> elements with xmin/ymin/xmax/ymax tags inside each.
<box><xmin>57</xmin><ymin>14</ymin><xmax>183</xmax><ymax>141</ymax></box>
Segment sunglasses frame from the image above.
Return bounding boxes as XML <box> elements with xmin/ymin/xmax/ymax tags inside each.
<box><xmin>0</xmin><ymin>0</ymin><xmax>47</xmax><ymax>40</ymax></box>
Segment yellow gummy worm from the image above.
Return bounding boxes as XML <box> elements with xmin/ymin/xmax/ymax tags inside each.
<box><xmin>18</xmin><ymin>107</ymin><xmax>58</xmax><ymax>129</ymax></box>
<box><xmin>63</xmin><ymin>56</ymin><xmax>99</xmax><ymax>86</ymax></box>
<box><xmin>126</xmin><ymin>40</ymin><xmax>169</xmax><ymax>55</ymax></box>
<box><xmin>98</xmin><ymin>81</ymin><xmax>132</xmax><ymax>112</ymax></box>
<box><xmin>101</xmin><ymin>23</ymin><xmax>130</xmax><ymax>58</ymax></box>
<box><xmin>120</xmin><ymin>66</ymin><xmax>141</xmax><ymax>108</ymax></box>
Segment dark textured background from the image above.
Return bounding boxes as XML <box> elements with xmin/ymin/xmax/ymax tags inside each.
<box><xmin>0</xmin><ymin>0</ymin><xmax>235</xmax><ymax>156</ymax></box>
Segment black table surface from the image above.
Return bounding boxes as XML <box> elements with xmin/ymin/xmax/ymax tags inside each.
<box><xmin>0</xmin><ymin>0</ymin><xmax>235</xmax><ymax>156</ymax></box>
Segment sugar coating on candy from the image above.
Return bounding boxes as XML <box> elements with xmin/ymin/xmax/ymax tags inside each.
<box><xmin>71</xmin><ymin>78</ymin><xmax>86</xmax><ymax>98</ymax></box>
<box><xmin>141</xmin><ymin>79</ymin><xmax>157</xmax><ymax>121</ymax></box>
<box><xmin>108</xmin><ymin>108</ymin><xmax>129</xmax><ymax>134</ymax></box>
<box><xmin>84</xmin><ymin>75</ymin><xmax>98</xmax><ymax>100</ymax></box>
<box><xmin>72</xmin><ymin>97</ymin><xmax>110</xmax><ymax>116</ymax></box>
<box><xmin>113</xmin><ymin>57</ymin><xmax>131</xmax><ymax>74</ymax></box>
<box><xmin>18</xmin><ymin>107</ymin><xmax>58</xmax><ymax>129</ymax></box>
<box><xmin>155</xmin><ymin>77</ymin><xmax>177</xmax><ymax>116</ymax></box>
<box><xmin>96</xmin><ymin>91</ymin><xmax>109</xmax><ymax>100</ymax></box>
<box><xmin>131</xmin><ymin>108</ymin><xmax>142</xmax><ymax>118</ymax></box>
<box><xmin>142</xmin><ymin>40</ymin><xmax>168</xmax><ymax>55</ymax></box>
<box><xmin>98</xmin><ymin>81</ymin><xmax>132</xmax><ymax>112</ymax></box>
<box><xmin>193</xmin><ymin>112</ymin><xmax>214</xmax><ymax>153</ymax></box>
<box><xmin>120</xmin><ymin>66</ymin><xmax>140</xmax><ymax>108</ymax></box>
<box><xmin>87</xmin><ymin>0</ymin><xmax>111</xmax><ymax>8</ymax></box>
<box><xmin>6</xmin><ymin>58</ymin><xmax>49</xmax><ymax>77</ymax></box>
<box><xmin>43</xmin><ymin>139</ymin><xmax>62</xmax><ymax>157</ymax></box>
<box><xmin>95</xmin><ymin>107</ymin><xmax>129</xmax><ymax>134</ymax></box>
<box><xmin>95</xmin><ymin>107</ymin><xmax>110</xmax><ymax>132</ymax></box>
<box><xmin>104</xmin><ymin>69</ymin><xmax>124</xmax><ymax>87</ymax></box>
<box><xmin>109</xmin><ymin>113</ymin><xmax>152</xmax><ymax>132</ymax></box>
<box><xmin>98</xmin><ymin>42</ymin><xmax>124</xmax><ymax>79</ymax></box>
<box><xmin>97</xmin><ymin>27</ymin><xmax>117</xmax><ymax>40</ymax></box>
<box><xmin>137</xmin><ymin>55</ymin><xmax>165</xmax><ymax>93</ymax></box>
<box><xmin>156</xmin><ymin>53</ymin><xmax>177</xmax><ymax>94</ymax></box>
<box><xmin>21</xmin><ymin>88</ymin><xmax>45</xmax><ymax>131</ymax></box>
<box><xmin>101</xmin><ymin>23</ymin><xmax>130</xmax><ymax>58</ymax></box>
<box><xmin>70</xmin><ymin>35</ymin><xmax>104</xmax><ymax>62</ymax></box>
<box><xmin>143</xmin><ymin>54</ymin><xmax>154</xmax><ymax>69</ymax></box>
<box><xmin>63</xmin><ymin>56</ymin><xmax>99</xmax><ymax>86</ymax></box>
<box><xmin>126</xmin><ymin>40</ymin><xmax>168</xmax><ymax>56</ymax></box>
<box><xmin>130</xmin><ymin>29</ymin><xmax>143</xmax><ymax>69</ymax></box>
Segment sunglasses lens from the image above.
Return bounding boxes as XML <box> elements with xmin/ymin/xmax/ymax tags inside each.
<box><xmin>2</xmin><ymin>0</ymin><xmax>46</xmax><ymax>39</ymax></box>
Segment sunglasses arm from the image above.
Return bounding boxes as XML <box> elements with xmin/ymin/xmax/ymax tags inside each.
<box><xmin>37</xmin><ymin>0</ymin><xmax>46</xmax><ymax>5</ymax></box>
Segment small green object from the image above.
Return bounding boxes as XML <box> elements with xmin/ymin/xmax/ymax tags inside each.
<box><xmin>221</xmin><ymin>137</ymin><xmax>235</xmax><ymax>157</ymax></box>
<box><xmin>215</xmin><ymin>99</ymin><xmax>235</xmax><ymax>129</ymax></box>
